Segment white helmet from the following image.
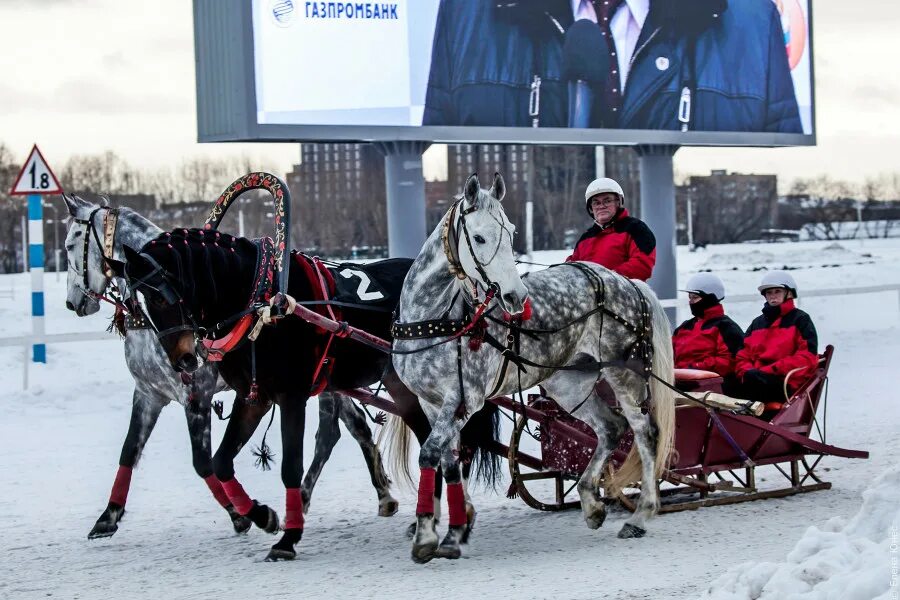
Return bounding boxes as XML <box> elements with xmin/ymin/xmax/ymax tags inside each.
<box><xmin>584</xmin><ymin>177</ymin><xmax>624</xmax><ymax>214</ymax></box>
<box><xmin>758</xmin><ymin>270</ymin><xmax>798</xmax><ymax>297</ymax></box>
<box><xmin>682</xmin><ymin>273</ymin><xmax>725</xmax><ymax>301</ymax></box>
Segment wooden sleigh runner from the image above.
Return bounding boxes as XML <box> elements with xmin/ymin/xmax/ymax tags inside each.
<box><xmin>503</xmin><ymin>344</ymin><xmax>869</xmax><ymax>513</ymax></box>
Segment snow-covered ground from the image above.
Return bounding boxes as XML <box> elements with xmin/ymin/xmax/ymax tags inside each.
<box><xmin>0</xmin><ymin>239</ymin><xmax>898</xmax><ymax>600</ymax></box>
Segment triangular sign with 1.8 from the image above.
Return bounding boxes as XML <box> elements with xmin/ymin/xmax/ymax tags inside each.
<box><xmin>10</xmin><ymin>145</ymin><xmax>63</xmax><ymax>195</ymax></box>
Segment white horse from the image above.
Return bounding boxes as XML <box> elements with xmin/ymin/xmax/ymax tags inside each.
<box><xmin>392</xmin><ymin>173</ymin><xmax>675</xmax><ymax>563</ymax></box>
<box><xmin>63</xmin><ymin>194</ymin><xmax>398</xmax><ymax>539</ymax></box>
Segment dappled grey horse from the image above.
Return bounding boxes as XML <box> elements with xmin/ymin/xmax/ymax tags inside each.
<box><xmin>391</xmin><ymin>173</ymin><xmax>675</xmax><ymax>563</ymax></box>
<box><xmin>63</xmin><ymin>194</ymin><xmax>398</xmax><ymax>539</ymax></box>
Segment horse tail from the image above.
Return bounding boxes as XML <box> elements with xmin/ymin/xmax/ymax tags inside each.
<box><xmin>377</xmin><ymin>414</ymin><xmax>414</xmax><ymax>487</ymax></box>
<box><xmin>376</xmin><ymin>402</ymin><xmax>502</xmax><ymax>490</ymax></box>
<box><xmin>460</xmin><ymin>401</ymin><xmax>502</xmax><ymax>490</ymax></box>
<box><xmin>606</xmin><ymin>280</ymin><xmax>675</xmax><ymax>496</ymax></box>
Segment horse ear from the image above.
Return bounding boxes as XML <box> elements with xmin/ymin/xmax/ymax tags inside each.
<box><xmin>490</xmin><ymin>172</ymin><xmax>506</xmax><ymax>202</ymax></box>
<box><xmin>463</xmin><ymin>173</ymin><xmax>480</xmax><ymax>208</ymax></box>
<box><xmin>106</xmin><ymin>258</ymin><xmax>126</xmax><ymax>277</ymax></box>
<box><xmin>63</xmin><ymin>193</ymin><xmax>88</xmax><ymax>216</ymax></box>
<box><xmin>122</xmin><ymin>245</ymin><xmax>144</xmax><ymax>271</ymax></box>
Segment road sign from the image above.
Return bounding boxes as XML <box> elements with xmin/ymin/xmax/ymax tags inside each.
<box><xmin>10</xmin><ymin>145</ymin><xmax>63</xmax><ymax>196</ymax></box>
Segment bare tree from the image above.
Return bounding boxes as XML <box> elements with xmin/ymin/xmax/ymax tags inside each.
<box><xmin>789</xmin><ymin>176</ymin><xmax>859</xmax><ymax>240</ymax></box>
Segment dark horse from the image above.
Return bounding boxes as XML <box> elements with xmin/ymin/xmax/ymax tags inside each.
<box><xmin>123</xmin><ymin>228</ymin><xmax>499</xmax><ymax>560</ymax></box>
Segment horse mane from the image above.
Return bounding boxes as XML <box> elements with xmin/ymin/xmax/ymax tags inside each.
<box><xmin>143</xmin><ymin>228</ymin><xmax>253</xmax><ymax>310</ymax></box>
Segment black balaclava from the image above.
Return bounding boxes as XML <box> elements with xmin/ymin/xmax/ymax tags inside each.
<box><xmin>689</xmin><ymin>293</ymin><xmax>719</xmax><ymax>318</ymax></box>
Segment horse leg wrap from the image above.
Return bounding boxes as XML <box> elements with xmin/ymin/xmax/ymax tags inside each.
<box><xmin>446</xmin><ymin>483</ymin><xmax>467</xmax><ymax>527</ymax></box>
<box><xmin>416</xmin><ymin>468</ymin><xmax>437</xmax><ymax>515</ymax></box>
<box><xmin>284</xmin><ymin>487</ymin><xmax>305</xmax><ymax>530</ymax></box>
<box><xmin>221</xmin><ymin>477</ymin><xmax>254</xmax><ymax>516</ymax></box>
<box><xmin>109</xmin><ymin>465</ymin><xmax>133</xmax><ymax>507</ymax></box>
<box><xmin>203</xmin><ymin>475</ymin><xmax>231</xmax><ymax>509</ymax></box>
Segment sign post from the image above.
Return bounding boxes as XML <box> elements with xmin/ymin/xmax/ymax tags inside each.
<box><xmin>10</xmin><ymin>145</ymin><xmax>63</xmax><ymax>363</ymax></box>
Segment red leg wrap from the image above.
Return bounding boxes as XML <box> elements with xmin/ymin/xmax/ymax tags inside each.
<box><xmin>203</xmin><ymin>475</ymin><xmax>231</xmax><ymax>508</ymax></box>
<box><xmin>284</xmin><ymin>487</ymin><xmax>304</xmax><ymax>530</ymax></box>
<box><xmin>447</xmin><ymin>482</ymin><xmax>467</xmax><ymax>527</ymax></box>
<box><xmin>221</xmin><ymin>477</ymin><xmax>254</xmax><ymax>516</ymax></box>
<box><xmin>109</xmin><ymin>465</ymin><xmax>133</xmax><ymax>507</ymax></box>
<box><xmin>416</xmin><ymin>468</ymin><xmax>437</xmax><ymax>515</ymax></box>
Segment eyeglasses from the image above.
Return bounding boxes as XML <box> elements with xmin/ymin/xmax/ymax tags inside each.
<box><xmin>590</xmin><ymin>197</ymin><xmax>619</xmax><ymax>208</ymax></box>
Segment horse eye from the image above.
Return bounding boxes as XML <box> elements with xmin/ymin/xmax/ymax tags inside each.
<box><xmin>473</xmin><ymin>235</ymin><xmax>486</xmax><ymax>244</ymax></box>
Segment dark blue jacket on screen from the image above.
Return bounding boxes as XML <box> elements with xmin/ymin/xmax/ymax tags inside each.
<box><xmin>422</xmin><ymin>0</ymin><xmax>802</xmax><ymax>133</ymax></box>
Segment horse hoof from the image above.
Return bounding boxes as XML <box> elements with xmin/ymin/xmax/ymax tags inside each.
<box><xmin>265</xmin><ymin>528</ymin><xmax>302</xmax><ymax>561</ymax></box>
<box><xmin>411</xmin><ymin>541</ymin><xmax>438</xmax><ymax>564</ymax></box>
<box><xmin>405</xmin><ymin>521</ymin><xmax>417</xmax><ymax>540</ymax></box>
<box><xmin>584</xmin><ymin>508</ymin><xmax>607</xmax><ymax>530</ymax></box>
<box><xmin>378</xmin><ymin>498</ymin><xmax>399</xmax><ymax>517</ymax></box>
<box><xmin>227</xmin><ymin>505</ymin><xmax>252</xmax><ymax>535</ymax></box>
<box><xmin>88</xmin><ymin>504</ymin><xmax>125</xmax><ymax>540</ymax></box>
<box><xmin>618</xmin><ymin>523</ymin><xmax>646</xmax><ymax>539</ymax></box>
<box><xmin>87</xmin><ymin>523</ymin><xmax>118</xmax><ymax>539</ymax></box>
<box><xmin>248</xmin><ymin>501</ymin><xmax>280</xmax><ymax>534</ymax></box>
<box><xmin>264</xmin><ymin>548</ymin><xmax>296</xmax><ymax>562</ymax></box>
<box><xmin>434</xmin><ymin>544</ymin><xmax>461</xmax><ymax>560</ymax></box>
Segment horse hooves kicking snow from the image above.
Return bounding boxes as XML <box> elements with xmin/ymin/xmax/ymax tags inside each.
<box><xmin>227</xmin><ymin>505</ymin><xmax>253</xmax><ymax>534</ymax></box>
<box><xmin>88</xmin><ymin>504</ymin><xmax>125</xmax><ymax>539</ymax></box>
<box><xmin>617</xmin><ymin>523</ymin><xmax>646</xmax><ymax>538</ymax></box>
<box><xmin>265</xmin><ymin>529</ymin><xmax>303</xmax><ymax>561</ymax></box>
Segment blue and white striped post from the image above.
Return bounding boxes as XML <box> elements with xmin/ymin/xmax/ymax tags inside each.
<box><xmin>27</xmin><ymin>194</ymin><xmax>46</xmax><ymax>363</ymax></box>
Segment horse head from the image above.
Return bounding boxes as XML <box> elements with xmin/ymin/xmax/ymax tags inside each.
<box><xmin>62</xmin><ymin>194</ymin><xmax>125</xmax><ymax>316</ymax></box>
<box><xmin>453</xmin><ymin>173</ymin><xmax>529</xmax><ymax>314</ymax></box>
<box><xmin>123</xmin><ymin>236</ymin><xmax>204</xmax><ymax>373</ymax></box>
<box><xmin>123</xmin><ymin>229</ymin><xmax>255</xmax><ymax>374</ymax></box>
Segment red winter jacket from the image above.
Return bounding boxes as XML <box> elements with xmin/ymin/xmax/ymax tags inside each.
<box><xmin>735</xmin><ymin>299</ymin><xmax>819</xmax><ymax>389</ymax></box>
<box><xmin>565</xmin><ymin>208</ymin><xmax>656</xmax><ymax>281</ymax></box>
<box><xmin>672</xmin><ymin>304</ymin><xmax>744</xmax><ymax>376</ymax></box>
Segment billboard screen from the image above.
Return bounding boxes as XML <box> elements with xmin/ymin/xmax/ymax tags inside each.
<box><xmin>219</xmin><ymin>0</ymin><xmax>814</xmax><ymax>145</ymax></box>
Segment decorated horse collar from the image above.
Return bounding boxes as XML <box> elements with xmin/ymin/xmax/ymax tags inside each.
<box><xmin>202</xmin><ymin>237</ymin><xmax>276</xmax><ymax>361</ymax></box>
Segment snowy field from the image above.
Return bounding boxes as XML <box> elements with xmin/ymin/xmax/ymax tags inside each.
<box><xmin>1</xmin><ymin>238</ymin><xmax>899</xmax><ymax>600</ymax></box>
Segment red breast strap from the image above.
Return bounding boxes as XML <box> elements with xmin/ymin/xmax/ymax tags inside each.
<box><xmin>202</xmin><ymin>314</ymin><xmax>255</xmax><ymax>362</ymax></box>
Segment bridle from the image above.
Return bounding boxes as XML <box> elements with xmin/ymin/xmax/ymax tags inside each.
<box><xmin>71</xmin><ymin>204</ymin><xmax>128</xmax><ymax>310</ymax></box>
<box><xmin>125</xmin><ymin>250</ymin><xmax>202</xmax><ymax>342</ymax></box>
<box><xmin>441</xmin><ymin>198</ymin><xmax>514</xmax><ymax>299</ymax></box>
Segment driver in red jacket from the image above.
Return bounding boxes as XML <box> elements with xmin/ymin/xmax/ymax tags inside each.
<box><xmin>566</xmin><ymin>178</ymin><xmax>656</xmax><ymax>281</ymax></box>
<box><xmin>729</xmin><ymin>271</ymin><xmax>819</xmax><ymax>402</ymax></box>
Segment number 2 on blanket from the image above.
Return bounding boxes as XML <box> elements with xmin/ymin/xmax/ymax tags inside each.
<box><xmin>339</xmin><ymin>269</ymin><xmax>385</xmax><ymax>302</ymax></box>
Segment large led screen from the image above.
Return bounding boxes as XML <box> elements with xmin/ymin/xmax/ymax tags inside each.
<box><xmin>248</xmin><ymin>0</ymin><xmax>814</xmax><ymax>144</ymax></box>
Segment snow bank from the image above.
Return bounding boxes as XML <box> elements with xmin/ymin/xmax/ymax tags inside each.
<box><xmin>699</xmin><ymin>465</ymin><xmax>900</xmax><ymax>600</ymax></box>
<box><xmin>700</xmin><ymin>242</ymin><xmax>871</xmax><ymax>271</ymax></box>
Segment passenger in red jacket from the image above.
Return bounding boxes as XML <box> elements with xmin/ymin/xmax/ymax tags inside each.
<box><xmin>730</xmin><ymin>271</ymin><xmax>819</xmax><ymax>402</ymax></box>
<box><xmin>672</xmin><ymin>273</ymin><xmax>744</xmax><ymax>378</ymax></box>
<box><xmin>566</xmin><ymin>178</ymin><xmax>656</xmax><ymax>281</ymax></box>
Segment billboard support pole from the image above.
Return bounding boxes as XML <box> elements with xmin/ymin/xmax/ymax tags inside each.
<box><xmin>375</xmin><ymin>141</ymin><xmax>431</xmax><ymax>258</ymax></box>
<box><xmin>636</xmin><ymin>144</ymin><xmax>679</xmax><ymax>327</ymax></box>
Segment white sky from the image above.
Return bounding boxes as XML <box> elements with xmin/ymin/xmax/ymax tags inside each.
<box><xmin>1</xmin><ymin>1</ymin><xmax>898</xmax><ymax>190</ymax></box>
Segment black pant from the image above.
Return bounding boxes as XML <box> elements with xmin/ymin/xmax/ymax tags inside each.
<box><xmin>723</xmin><ymin>371</ymin><xmax>785</xmax><ymax>403</ymax></box>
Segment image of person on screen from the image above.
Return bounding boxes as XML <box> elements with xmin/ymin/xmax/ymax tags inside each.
<box><xmin>422</xmin><ymin>0</ymin><xmax>802</xmax><ymax>133</ymax></box>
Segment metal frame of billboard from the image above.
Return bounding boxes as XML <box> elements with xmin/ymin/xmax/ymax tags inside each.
<box><xmin>194</xmin><ymin>0</ymin><xmax>816</xmax><ymax>148</ymax></box>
